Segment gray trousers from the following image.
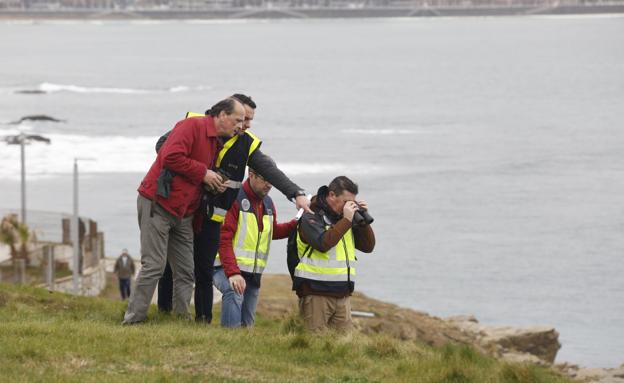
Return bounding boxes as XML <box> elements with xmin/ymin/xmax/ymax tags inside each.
<box><xmin>123</xmin><ymin>195</ymin><xmax>195</xmax><ymax>323</ymax></box>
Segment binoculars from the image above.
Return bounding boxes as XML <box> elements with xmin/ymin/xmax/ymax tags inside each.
<box><xmin>352</xmin><ymin>204</ymin><xmax>374</xmax><ymax>227</ymax></box>
<box><xmin>217</xmin><ymin>168</ymin><xmax>232</xmax><ymax>183</ymax></box>
<box><xmin>204</xmin><ymin>168</ymin><xmax>232</xmax><ymax>194</ymax></box>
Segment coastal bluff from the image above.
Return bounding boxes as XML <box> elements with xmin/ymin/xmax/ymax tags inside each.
<box><xmin>257</xmin><ymin>274</ymin><xmax>621</xmax><ymax>382</ymax></box>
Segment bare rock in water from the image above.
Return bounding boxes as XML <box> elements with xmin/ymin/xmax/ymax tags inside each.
<box><xmin>10</xmin><ymin>114</ymin><xmax>66</xmax><ymax>124</ymax></box>
<box><xmin>14</xmin><ymin>90</ymin><xmax>47</xmax><ymax>95</ymax></box>
<box><xmin>3</xmin><ymin>134</ymin><xmax>51</xmax><ymax>144</ymax></box>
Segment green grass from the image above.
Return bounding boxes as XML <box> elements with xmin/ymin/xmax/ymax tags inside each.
<box><xmin>0</xmin><ymin>283</ymin><xmax>572</xmax><ymax>383</ymax></box>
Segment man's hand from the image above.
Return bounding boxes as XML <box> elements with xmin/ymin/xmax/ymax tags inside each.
<box><xmin>343</xmin><ymin>201</ymin><xmax>359</xmax><ymax>222</ymax></box>
<box><xmin>356</xmin><ymin>200</ymin><xmax>369</xmax><ymax>211</ymax></box>
<box><xmin>203</xmin><ymin>169</ymin><xmax>227</xmax><ymax>194</ymax></box>
<box><xmin>229</xmin><ymin>274</ymin><xmax>246</xmax><ymax>295</ymax></box>
<box><xmin>295</xmin><ymin>195</ymin><xmax>312</xmax><ymax>213</ymax></box>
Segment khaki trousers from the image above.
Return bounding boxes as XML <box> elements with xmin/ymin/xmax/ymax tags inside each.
<box><xmin>123</xmin><ymin>195</ymin><xmax>195</xmax><ymax>324</ymax></box>
<box><xmin>299</xmin><ymin>295</ymin><xmax>353</xmax><ymax>332</ymax></box>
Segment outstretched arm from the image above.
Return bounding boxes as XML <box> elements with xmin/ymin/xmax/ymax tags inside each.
<box><xmin>248</xmin><ymin>149</ymin><xmax>311</xmax><ymax>212</ymax></box>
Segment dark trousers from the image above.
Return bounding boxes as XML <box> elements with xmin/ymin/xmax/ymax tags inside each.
<box><xmin>157</xmin><ymin>219</ymin><xmax>221</xmax><ymax>322</ymax></box>
<box><xmin>157</xmin><ymin>264</ymin><xmax>173</xmax><ymax>312</ymax></box>
<box><xmin>119</xmin><ymin>278</ymin><xmax>131</xmax><ymax>300</ymax></box>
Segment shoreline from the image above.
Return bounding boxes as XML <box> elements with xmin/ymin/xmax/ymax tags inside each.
<box><xmin>1</xmin><ymin>4</ymin><xmax>624</xmax><ymax>20</ymax></box>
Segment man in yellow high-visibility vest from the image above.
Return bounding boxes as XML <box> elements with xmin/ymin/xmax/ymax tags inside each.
<box><xmin>214</xmin><ymin>167</ymin><xmax>297</xmax><ymax>327</ymax></box>
<box><xmin>293</xmin><ymin>176</ymin><xmax>375</xmax><ymax>331</ymax></box>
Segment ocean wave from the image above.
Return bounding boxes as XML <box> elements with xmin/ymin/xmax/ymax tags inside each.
<box><xmin>0</xmin><ymin>125</ymin><xmax>33</xmax><ymax>133</ymax></box>
<box><xmin>0</xmin><ymin>130</ymin><xmax>158</xmax><ymax>179</ymax></box>
<box><xmin>0</xmin><ymin>129</ymin><xmax>383</xmax><ymax>180</ymax></box>
<box><xmin>168</xmin><ymin>85</ymin><xmax>212</xmax><ymax>93</ymax></box>
<box><xmin>10</xmin><ymin>82</ymin><xmax>212</xmax><ymax>95</ymax></box>
<box><xmin>39</xmin><ymin>82</ymin><xmax>152</xmax><ymax>94</ymax></box>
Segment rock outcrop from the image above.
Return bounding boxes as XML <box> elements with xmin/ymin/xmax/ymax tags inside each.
<box><xmin>349</xmin><ymin>295</ymin><xmax>478</xmax><ymax>348</ymax></box>
<box><xmin>446</xmin><ymin>315</ymin><xmax>561</xmax><ymax>365</ymax></box>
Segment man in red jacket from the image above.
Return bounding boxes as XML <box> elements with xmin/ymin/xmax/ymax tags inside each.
<box><xmin>123</xmin><ymin>97</ymin><xmax>246</xmax><ymax>324</ymax></box>
<box><xmin>213</xmin><ymin>167</ymin><xmax>297</xmax><ymax>327</ymax></box>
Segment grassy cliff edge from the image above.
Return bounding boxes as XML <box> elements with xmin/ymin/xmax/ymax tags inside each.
<box><xmin>0</xmin><ymin>281</ymin><xmax>572</xmax><ymax>383</ymax></box>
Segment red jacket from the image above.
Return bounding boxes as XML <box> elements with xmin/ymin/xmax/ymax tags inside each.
<box><xmin>138</xmin><ymin>116</ymin><xmax>220</xmax><ymax>218</ymax></box>
<box><xmin>219</xmin><ymin>180</ymin><xmax>297</xmax><ymax>277</ymax></box>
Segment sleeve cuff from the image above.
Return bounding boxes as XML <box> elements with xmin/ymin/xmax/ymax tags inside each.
<box><xmin>291</xmin><ymin>190</ymin><xmax>306</xmax><ymax>200</ymax></box>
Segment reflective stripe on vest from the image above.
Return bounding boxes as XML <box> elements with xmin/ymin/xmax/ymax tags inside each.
<box><xmin>294</xmin><ymin>225</ymin><xmax>356</xmax><ymax>282</ymax></box>
<box><xmin>210</xmin><ymin>132</ymin><xmax>261</xmax><ymax>223</ymax></box>
<box><xmin>212</xmin><ymin>129</ymin><xmax>261</xmax><ymax>223</ymax></box>
<box><xmin>184</xmin><ymin>112</ymin><xmax>260</xmax><ymax>189</ymax></box>
<box><xmin>214</xmin><ymin>189</ymin><xmax>274</xmax><ymax>274</ymax></box>
<box><xmin>216</xmin><ymin>131</ymin><xmax>261</xmax><ymax>169</ymax></box>
<box><xmin>246</xmin><ymin>131</ymin><xmax>262</xmax><ymax>157</ymax></box>
<box><xmin>185</xmin><ymin>112</ymin><xmax>204</xmax><ymax>118</ymax></box>
<box><xmin>210</xmin><ymin>207</ymin><xmax>228</xmax><ymax>223</ymax></box>
<box><xmin>226</xmin><ymin>180</ymin><xmax>243</xmax><ymax>189</ymax></box>
<box><xmin>234</xmin><ymin>209</ymin><xmax>273</xmax><ymax>274</ymax></box>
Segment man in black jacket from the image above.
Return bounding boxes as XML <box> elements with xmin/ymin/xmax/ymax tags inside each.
<box><xmin>158</xmin><ymin>94</ymin><xmax>311</xmax><ymax>322</ymax></box>
<box><xmin>294</xmin><ymin>176</ymin><xmax>375</xmax><ymax>331</ymax></box>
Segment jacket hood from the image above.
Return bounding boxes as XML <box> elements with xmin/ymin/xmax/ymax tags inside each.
<box><xmin>312</xmin><ymin>185</ymin><xmax>342</xmax><ymax>222</ymax></box>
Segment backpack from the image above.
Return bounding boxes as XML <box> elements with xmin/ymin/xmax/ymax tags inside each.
<box><xmin>154</xmin><ymin>112</ymin><xmax>205</xmax><ymax>198</ymax></box>
<box><xmin>155</xmin><ymin>130</ymin><xmax>170</xmax><ymax>153</ymax></box>
<box><xmin>287</xmin><ymin>220</ymin><xmax>313</xmax><ymax>281</ymax></box>
<box><xmin>154</xmin><ymin>130</ymin><xmax>174</xmax><ymax>198</ymax></box>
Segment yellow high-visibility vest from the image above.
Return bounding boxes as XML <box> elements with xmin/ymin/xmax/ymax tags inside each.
<box><xmin>215</xmin><ymin>189</ymin><xmax>274</xmax><ymax>274</ymax></box>
<box><xmin>294</xmin><ymin>222</ymin><xmax>356</xmax><ymax>283</ymax></box>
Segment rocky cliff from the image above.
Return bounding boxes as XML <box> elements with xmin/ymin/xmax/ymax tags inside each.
<box><xmin>257</xmin><ymin>274</ymin><xmax>620</xmax><ymax>382</ymax></box>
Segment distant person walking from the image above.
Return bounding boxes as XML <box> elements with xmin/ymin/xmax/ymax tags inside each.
<box><xmin>114</xmin><ymin>249</ymin><xmax>135</xmax><ymax>300</ymax></box>
<box><xmin>122</xmin><ymin>98</ymin><xmax>246</xmax><ymax>325</ymax></box>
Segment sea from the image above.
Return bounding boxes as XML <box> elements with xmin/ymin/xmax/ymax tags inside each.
<box><xmin>0</xmin><ymin>15</ymin><xmax>623</xmax><ymax>368</ymax></box>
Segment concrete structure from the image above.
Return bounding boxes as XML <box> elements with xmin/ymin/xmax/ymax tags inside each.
<box><xmin>51</xmin><ymin>263</ymin><xmax>107</xmax><ymax>296</ymax></box>
<box><xmin>0</xmin><ymin>209</ymin><xmax>106</xmax><ymax>295</ymax></box>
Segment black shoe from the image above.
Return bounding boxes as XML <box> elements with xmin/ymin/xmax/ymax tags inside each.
<box><xmin>195</xmin><ymin>315</ymin><xmax>211</xmax><ymax>324</ymax></box>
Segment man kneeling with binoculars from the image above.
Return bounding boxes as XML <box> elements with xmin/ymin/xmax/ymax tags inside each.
<box><xmin>293</xmin><ymin>176</ymin><xmax>376</xmax><ymax>332</ymax></box>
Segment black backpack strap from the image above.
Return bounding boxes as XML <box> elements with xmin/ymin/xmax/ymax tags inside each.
<box><xmin>302</xmin><ymin>244</ymin><xmax>312</xmax><ymax>258</ymax></box>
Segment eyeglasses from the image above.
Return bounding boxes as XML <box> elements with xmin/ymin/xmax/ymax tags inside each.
<box><xmin>250</xmin><ymin>172</ymin><xmax>268</xmax><ymax>182</ymax></box>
